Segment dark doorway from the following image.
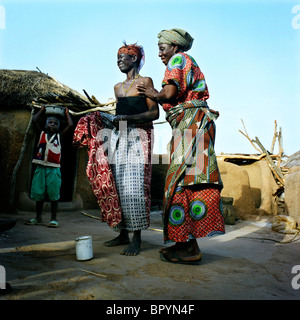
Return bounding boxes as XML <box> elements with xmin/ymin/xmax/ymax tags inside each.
<box><xmin>59</xmin><ymin>131</ymin><xmax>77</xmax><ymax>201</ymax></box>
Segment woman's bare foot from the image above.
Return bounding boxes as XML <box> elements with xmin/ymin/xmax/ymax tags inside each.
<box><xmin>120</xmin><ymin>230</ymin><xmax>141</xmax><ymax>256</ymax></box>
<box><xmin>104</xmin><ymin>230</ymin><xmax>130</xmax><ymax>247</ymax></box>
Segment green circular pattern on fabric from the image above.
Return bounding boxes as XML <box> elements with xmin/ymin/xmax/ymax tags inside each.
<box><xmin>194</xmin><ymin>79</ymin><xmax>206</xmax><ymax>92</ymax></box>
<box><xmin>168</xmin><ymin>54</ymin><xmax>186</xmax><ymax>71</ymax></box>
<box><xmin>169</xmin><ymin>205</ymin><xmax>185</xmax><ymax>225</ymax></box>
<box><xmin>190</xmin><ymin>200</ymin><xmax>206</xmax><ymax>220</ymax></box>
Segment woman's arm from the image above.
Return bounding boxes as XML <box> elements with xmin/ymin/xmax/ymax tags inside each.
<box><xmin>136</xmin><ymin>81</ymin><xmax>178</xmax><ymax>104</ymax></box>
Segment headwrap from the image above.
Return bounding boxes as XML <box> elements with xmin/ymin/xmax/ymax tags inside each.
<box><xmin>157</xmin><ymin>28</ymin><xmax>194</xmax><ymax>52</ymax></box>
<box><xmin>117</xmin><ymin>42</ymin><xmax>145</xmax><ymax>72</ymax></box>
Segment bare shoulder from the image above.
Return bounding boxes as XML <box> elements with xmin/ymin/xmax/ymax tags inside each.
<box><xmin>114</xmin><ymin>82</ymin><xmax>122</xmax><ymax>95</ymax></box>
<box><xmin>139</xmin><ymin>76</ymin><xmax>152</xmax><ymax>82</ymax></box>
<box><xmin>138</xmin><ymin>76</ymin><xmax>154</xmax><ymax>86</ymax></box>
<box><xmin>114</xmin><ymin>82</ymin><xmax>122</xmax><ymax>90</ymax></box>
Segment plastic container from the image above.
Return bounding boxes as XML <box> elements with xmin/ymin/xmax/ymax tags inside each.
<box><xmin>75</xmin><ymin>236</ymin><xmax>93</xmax><ymax>261</ymax></box>
<box><xmin>45</xmin><ymin>105</ymin><xmax>65</xmax><ymax>116</ymax></box>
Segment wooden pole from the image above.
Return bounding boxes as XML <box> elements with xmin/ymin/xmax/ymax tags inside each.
<box><xmin>252</xmin><ymin>137</ymin><xmax>284</xmax><ymax>185</ymax></box>
<box><xmin>277</xmin><ymin>127</ymin><xmax>283</xmax><ymax>168</ymax></box>
<box><xmin>270</xmin><ymin>120</ymin><xmax>278</xmax><ymax>154</ymax></box>
<box><xmin>239</xmin><ymin>119</ymin><xmax>263</xmax><ymax>153</ymax></box>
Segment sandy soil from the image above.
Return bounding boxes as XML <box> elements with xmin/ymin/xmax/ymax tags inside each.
<box><xmin>0</xmin><ymin>209</ymin><xmax>300</xmax><ymax>301</ymax></box>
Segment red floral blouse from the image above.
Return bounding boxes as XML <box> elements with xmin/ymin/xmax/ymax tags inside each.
<box><xmin>162</xmin><ymin>52</ymin><xmax>209</xmax><ymax>112</ymax></box>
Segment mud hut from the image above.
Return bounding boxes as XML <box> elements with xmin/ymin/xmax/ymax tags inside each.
<box><xmin>281</xmin><ymin>151</ymin><xmax>300</xmax><ymax>225</ymax></box>
<box><xmin>0</xmin><ymin>69</ymin><xmax>115</xmax><ymax>213</ymax></box>
<box><xmin>216</xmin><ymin>120</ymin><xmax>300</xmax><ymax>227</ymax></box>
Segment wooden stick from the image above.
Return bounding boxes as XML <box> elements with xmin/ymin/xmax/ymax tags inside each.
<box><xmin>80</xmin><ymin>269</ymin><xmax>107</xmax><ymax>278</ymax></box>
<box><xmin>218</xmin><ymin>153</ymin><xmax>280</xmax><ymax>161</ymax></box>
<box><xmin>9</xmin><ymin>107</ymin><xmax>35</xmax><ymax>211</ymax></box>
<box><xmin>277</xmin><ymin>127</ymin><xmax>283</xmax><ymax>168</ymax></box>
<box><xmin>83</xmin><ymin>89</ymin><xmax>95</xmax><ymax>104</ymax></box>
<box><xmin>241</xmin><ymin>119</ymin><xmax>248</xmax><ymax>136</ymax></box>
<box><xmin>239</xmin><ymin>119</ymin><xmax>263</xmax><ymax>153</ymax></box>
<box><xmin>30</xmin><ymin>101</ymin><xmax>116</xmax><ymax>116</ymax></box>
<box><xmin>148</xmin><ymin>227</ymin><xmax>163</xmax><ymax>232</ymax></box>
<box><xmin>270</xmin><ymin>120</ymin><xmax>278</xmax><ymax>154</ymax></box>
<box><xmin>91</xmin><ymin>95</ymin><xmax>101</xmax><ymax>104</ymax></box>
<box><xmin>69</xmin><ymin>107</ymin><xmax>115</xmax><ymax>116</ymax></box>
<box><xmin>153</xmin><ymin>121</ymin><xmax>167</xmax><ymax>125</ymax></box>
<box><xmin>252</xmin><ymin>137</ymin><xmax>284</xmax><ymax>185</ymax></box>
<box><xmin>81</xmin><ymin>211</ymin><xmax>101</xmax><ymax>220</ymax></box>
<box><xmin>239</xmin><ymin>130</ymin><xmax>262</xmax><ymax>153</ymax></box>
<box><xmin>31</xmin><ymin>100</ymin><xmax>116</xmax><ymax>108</ymax></box>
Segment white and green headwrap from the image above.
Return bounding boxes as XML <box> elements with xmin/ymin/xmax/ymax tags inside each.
<box><xmin>157</xmin><ymin>28</ymin><xmax>194</xmax><ymax>52</ymax></box>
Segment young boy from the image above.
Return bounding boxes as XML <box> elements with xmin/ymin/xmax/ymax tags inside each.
<box><xmin>25</xmin><ymin>105</ymin><xmax>73</xmax><ymax>228</ymax></box>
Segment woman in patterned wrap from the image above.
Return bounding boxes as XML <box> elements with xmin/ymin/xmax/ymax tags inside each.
<box><xmin>104</xmin><ymin>43</ymin><xmax>159</xmax><ymax>255</ymax></box>
<box><xmin>137</xmin><ymin>28</ymin><xmax>225</xmax><ymax>264</ymax></box>
<box><xmin>73</xmin><ymin>43</ymin><xmax>158</xmax><ymax>256</ymax></box>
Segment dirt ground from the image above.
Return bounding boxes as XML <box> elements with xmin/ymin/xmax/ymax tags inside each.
<box><xmin>0</xmin><ymin>209</ymin><xmax>300</xmax><ymax>301</ymax></box>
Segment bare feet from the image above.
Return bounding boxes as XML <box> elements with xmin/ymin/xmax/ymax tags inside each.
<box><xmin>104</xmin><ymin>230</ymin><xmax>142</xmax><ymax>255</ymax></box>
<box><xmin>120</xmin><ymin>230</ymin><xmax>141</xmax><ymax>256</ymax></box>
<box><xmin>120</xmin><ymin>240</ymin><xmax>141</xmax><ymax>256</ymax></box>
<box><xmin>104</xmin><ymin>232</ymin><xmax>130</xmax><ymax>247</ymax></box>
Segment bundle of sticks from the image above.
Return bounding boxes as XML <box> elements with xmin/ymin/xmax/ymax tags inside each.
<box><xmin>30</xmin><ymin>89</ymin><xmax>116</xmax><ymax>115</ymax></box>
<box><xmin>239</xmin><ymin>119</ymin><xmax>285</xmax><ymax>187</ymax></box>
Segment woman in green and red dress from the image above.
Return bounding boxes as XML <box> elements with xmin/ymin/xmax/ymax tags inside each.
<box><xmin>137</xmin><ymin>28</ymin><xmax>225</xmax><ymax>264</ymax></box>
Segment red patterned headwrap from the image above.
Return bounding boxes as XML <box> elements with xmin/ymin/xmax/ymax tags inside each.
<box><xmin>117</xmin><ymin>43</ymin><xmax>145</xmax><ymax>72</ymax></box>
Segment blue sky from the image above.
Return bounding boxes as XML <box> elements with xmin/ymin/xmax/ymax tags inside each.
<box><xmin>0</xmin><ymin>0</ymin><xmax>299</xmax><ymax>156</ymax></box>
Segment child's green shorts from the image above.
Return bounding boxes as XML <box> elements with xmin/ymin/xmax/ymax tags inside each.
<box><xmin>30</xmin><ymin>165</ymin><xmax>61</xmax><ymax>201</ymax></box>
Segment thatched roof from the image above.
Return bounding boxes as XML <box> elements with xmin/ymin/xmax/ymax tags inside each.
<box><xmin>0</xmin><ymin>69</ymin><xmax>91</xmax><ymax>112</ymax></box>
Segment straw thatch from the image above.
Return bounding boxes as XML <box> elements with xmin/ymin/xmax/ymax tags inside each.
<box><xmin>0</xmin><ymin>69</ymin><xmax>90</xmax><ymax>111</ymax></box>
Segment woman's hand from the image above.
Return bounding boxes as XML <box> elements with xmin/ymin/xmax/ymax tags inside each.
<box><xmin>137</xmin><ymin>82</ymin><xmax>178</xmax><ymax>104</ymax></box>
<box><xmin>136</xmin><ymin>82</ymin><xmax>157</xmax><ymax>100</ymax></box>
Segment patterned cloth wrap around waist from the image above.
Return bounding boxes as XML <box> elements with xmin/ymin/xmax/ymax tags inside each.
<box><xmin>165</xmin><ymin>99</ymin><xmax>219</xmax><ymax>126</ymax></box>
<box><xmin>163</xmin><ymin>99</ymin><xmax>223</xmax><ymax>214</ymax></box>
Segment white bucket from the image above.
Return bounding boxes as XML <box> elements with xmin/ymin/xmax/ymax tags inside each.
<box><xmin>75</xmin><ymin>236</ymin><xmax>93</xmax><ymax>261</ymax></box>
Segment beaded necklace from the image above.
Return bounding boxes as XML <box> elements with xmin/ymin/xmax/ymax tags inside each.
<box><xmin>122</xmin><ymin>74</ymin><xmax>140</xmax><ymax>95</ymax></box>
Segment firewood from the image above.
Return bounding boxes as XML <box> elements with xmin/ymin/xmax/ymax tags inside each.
<box><xmin>252</xmin><ymin>137</ymin><xmax>284</xmax><ymax>185</ymax></box>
